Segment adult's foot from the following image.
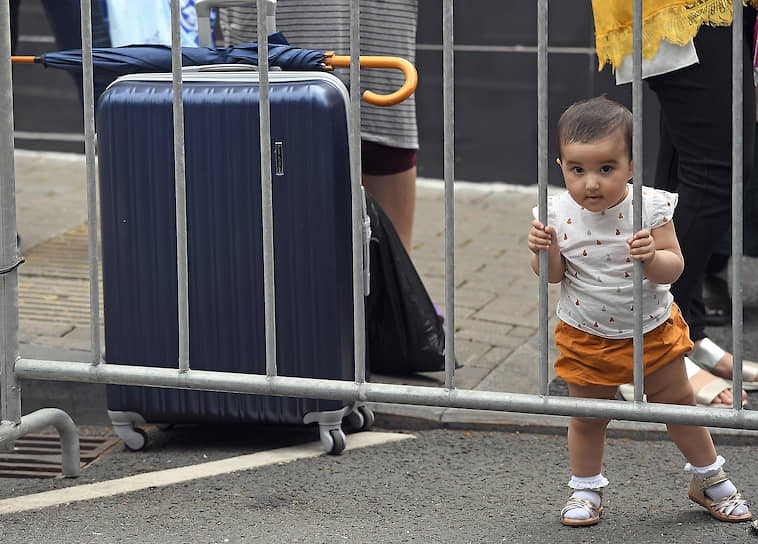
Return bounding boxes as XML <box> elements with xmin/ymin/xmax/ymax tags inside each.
<box><xmin>618</xmin><ymin>361</ymin><xmax>745</xmax><ymax>406</ymax></box>
<box><xmin>688</xmin><ymin>368</ymin><xmax>746</xmax><ymax>406</ymax></box>
<box><xmin>690</xmin><ymin>338</ymin><xmax>758</xmax><ymax>389</ymax></box>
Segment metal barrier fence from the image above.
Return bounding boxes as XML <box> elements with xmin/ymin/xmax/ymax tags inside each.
<box><xmin>1</xmin><ymin>0</ymin><xmax>758</xmax><ymax>476</ymax></box>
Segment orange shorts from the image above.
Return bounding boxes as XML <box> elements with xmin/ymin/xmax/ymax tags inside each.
<box><xmin>554</xmin><ymin>304</ymin><xmax>693</xmax><ymax>387</ymax></box>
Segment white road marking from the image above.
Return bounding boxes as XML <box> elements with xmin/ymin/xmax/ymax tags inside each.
<box><xmin>0</xmin><ymin>431</ymin><xmax>413</xmax><ymax>515</ymax></box>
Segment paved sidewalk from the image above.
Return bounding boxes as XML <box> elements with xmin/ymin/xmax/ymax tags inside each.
<box><xmin>11</xmin><ymin>150</ymin><xmax>758</xmax><ymax>439</ymax></box>
<box><xmin>13</xmin><ymin>151</ymin><xmax>561</xmax><ymax>426</ymax></box>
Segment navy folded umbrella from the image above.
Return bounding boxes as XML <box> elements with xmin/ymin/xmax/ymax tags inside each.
<box><xmin>19</xmin><ymin>33</ymin><xmax>326</xmax><ymax>102</ymax></box>
<box><xmin>14</xmin><ymin>32</ymin><xmax>417</xmax><ymax>108</ymax></box>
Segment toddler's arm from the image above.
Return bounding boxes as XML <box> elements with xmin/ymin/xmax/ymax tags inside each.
<box><xmin>528</xmin><ymin>219</ymin><xmax>564</xmax><ymax>283</ymax></box>
<box><xmin>627</xmin><ymin>221</ymin><xmax>684</xmax><ymax>284</ymax></box>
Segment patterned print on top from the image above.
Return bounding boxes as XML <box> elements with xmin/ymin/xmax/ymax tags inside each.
<box><xmin>533</xmin><ymin>184</ymin><xmax>678</xmax><ymax>339</ymax></box>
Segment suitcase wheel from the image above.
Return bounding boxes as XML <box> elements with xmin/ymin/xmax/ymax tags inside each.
<box><xmin>120</xmin><ymin>426</ymin><xmax>147</xmax><ymax>451</ymax></box>
<box><xmin>108</xmin><ymin>410</ymin><xmax>149</xmax><ymax>451</ymax></box>
<box><xmin>344</xmin><ymin>405</ymin><xmax>375</xmax><ymax>433</ymax></box>
<box><xmin>325</xmin><ymin>428</ymin><xmax>346</xmax><ymax>455</ymax></box>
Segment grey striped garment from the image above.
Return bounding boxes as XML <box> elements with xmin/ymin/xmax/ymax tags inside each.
<box><xmin>219</xmin><ymin>0</ymin><xmax>418</xmax><ymax>150</ymax></box>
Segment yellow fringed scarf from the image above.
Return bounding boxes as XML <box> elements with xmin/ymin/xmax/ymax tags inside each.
<box><xmin>592</xmin><ymin>0</ymin><xmax>757</xmax><ymax>71</ymax></box>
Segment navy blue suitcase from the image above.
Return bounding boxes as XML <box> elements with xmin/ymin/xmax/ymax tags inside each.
<box><xmin>96</xmin><ymin>68</ymin><xmax>371</xmax><ymax>453</ymax></box>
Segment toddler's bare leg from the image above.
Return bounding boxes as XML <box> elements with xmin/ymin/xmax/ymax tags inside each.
<box><xmin>566</xmin><ymin>383</ymin><xmax>617</xmax><ymax>476</ymax></box>
<box><xmin>644</xmin><ymin>355</ymin><xmax>717</xmax><ymax>466</ymax></box>
<box><xmin>645</xmin><ymin>356</ymin><xmax>750</xmax><ymax>520</ymax></box>
<box><xmin>561</xmin><ymin>383</ymin><xmax>616</xmax><ymax>524</ymax></box>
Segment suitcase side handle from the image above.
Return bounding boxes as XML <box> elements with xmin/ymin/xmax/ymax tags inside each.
<box><xmin>322</xmin><ymin>53</ymin><xmax>417</xmax><ymax>107</ymax></box>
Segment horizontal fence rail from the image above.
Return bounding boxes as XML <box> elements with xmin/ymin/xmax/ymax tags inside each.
<box><xmin>14</xmin><ymin>358</ymin><xmax>758</xmax><ymax>429</ymax></box>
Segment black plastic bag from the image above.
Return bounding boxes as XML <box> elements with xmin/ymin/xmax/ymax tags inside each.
<box><xmin>364</xmin><ymin>191</ymin><xmax>447</xmax><ymax>374</ymax></box>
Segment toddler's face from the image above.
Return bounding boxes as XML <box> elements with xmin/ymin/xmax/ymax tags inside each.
<box><xmin>558</xmin><ymin>130</ymin><xmax>632</xmax><ymax>213</ymax></box>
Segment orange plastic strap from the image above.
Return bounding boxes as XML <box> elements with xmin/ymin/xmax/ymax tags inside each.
<box><xmin>323</xmin><ymin>52</ymin><xmax>418</xmax><ymax>107</ymax></box>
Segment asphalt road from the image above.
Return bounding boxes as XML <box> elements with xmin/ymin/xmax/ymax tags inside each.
<box><xmin>0</xmin><ymin>416</ymin><xmax>757</xmax><ymax>543</ymax></box>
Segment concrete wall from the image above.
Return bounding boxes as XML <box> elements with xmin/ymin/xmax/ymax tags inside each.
<box><xmin>414</xmin><ymin>0</ymin><xmax>662</xmax><ymax>186</ymax></box>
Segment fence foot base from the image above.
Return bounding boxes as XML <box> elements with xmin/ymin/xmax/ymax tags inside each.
<box><xmin>0</xmin><ymin>408</ymin><xmax>80</xmax><ymax>477</ymax></box>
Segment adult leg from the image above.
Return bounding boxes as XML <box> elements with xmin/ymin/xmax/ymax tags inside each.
<box><xmin>653</xmin><ymin>116</ymin><xmax>750</xmax><ymax>396</ymax></box>
<box><xmin>361</xmin><ymin>141</ymin><xmax>417</xmax><ymax>255</ymax></box>
<box><xmin>648</xmin><ymin>12</ymin><xmax>757</xmax><ymax>387</ymax></box>
<box><xmin>362</xmin><ymin>167</ymin><xmax>416</xmax><ymax>255</ymax></box>
<box><xmin>648</xmin><ymin>12</ymin><xmax>755</xmax><ymax>345</ymax></box>
<box><xmin>656</xmin><ymin>129</ymin><xmax>754</xmax><ymax>392</ymax></box>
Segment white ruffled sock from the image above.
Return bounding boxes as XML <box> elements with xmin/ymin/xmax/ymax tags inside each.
<box><xmin>564</xmin><ymin>474</ymin><xmax>608</xmax><ymax>521</ymax></box>
<box><xmin>684</xmin><ymin>456</ymin><xmax>748</xmax><ymax>517</ymax></box>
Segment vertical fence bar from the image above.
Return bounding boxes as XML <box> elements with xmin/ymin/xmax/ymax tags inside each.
<box><xmin>536</xmin><ymin>0</ymin><xmax>549</xmax><ymax>396</ymax></box>
<box><xmin>79</xmin><ymin>0</ymin><xmax>100</xmax><ymax>365</ymax></box>
<box><xmin>0</xmin><ymin>0</ymin><xmax>21</xmax><ymax>424</ymax></box>
<box><xmin>257</xmin><ymin>0</ymin><xmax>277</xmax><ymax>378</ymax></box>
<box><xmin>349</xmin><ymin>0</ymin><xmax>366</xmax><ymax>384</ymax></box>
<box><xmin>170</xmin><ymin>0</ymin><xmax>190</xmax><ymax>373</ymax></box>
<box><xmin>443</xmin><ymin>0</ymin><xmax>455</xmax><ymax>390</ymax></box>
<box><xmin>631</xmin><ymin>0</ymin><xmax>644</xmax><ymax>401</ymax></box>
<box><xmin>731</xmin><ymin>1</ymin><xmax>744</xmax><ymax>405</ymax></box>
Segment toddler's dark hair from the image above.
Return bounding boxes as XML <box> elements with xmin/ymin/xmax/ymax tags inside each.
<box><xmin>557</xmin><ymin>96</ymin><xmax>632</xmax><ymax>159</ymax></box>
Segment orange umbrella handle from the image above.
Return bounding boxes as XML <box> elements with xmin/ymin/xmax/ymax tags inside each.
<box><xmin>323</xmin><ymin>52</ymin><xmax>417</xmax><ymax>107</ymax></box>
<box><xmin>11</xmin><ymin>56</ymin><xmax>39</xmax><ymax>64</ymax></box>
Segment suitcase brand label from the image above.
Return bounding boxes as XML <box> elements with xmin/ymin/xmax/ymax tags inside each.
<box><xmin>274</xmin><ymin>141</ymin><xmax>284</xmax><ymax>176</ymax></box>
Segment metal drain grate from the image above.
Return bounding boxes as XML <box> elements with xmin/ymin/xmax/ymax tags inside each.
<box><xmin>0</xmin><ymin>434</ymin><xmax>119</xmax><ymax>478</ymax></box>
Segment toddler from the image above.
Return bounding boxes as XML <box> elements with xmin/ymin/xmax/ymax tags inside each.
<box><xmin>527</xmin><ymin>96</ymin><xmax>751</xmax><ymax>526</ymax></box>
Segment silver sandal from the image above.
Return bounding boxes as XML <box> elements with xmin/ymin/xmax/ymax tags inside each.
<box><xmin>688</xmin><ymin>470</ymin><xmax>752</xmax><ymax>522</ymax></box>
<box><xmin>560</xmin><ymin>488</ymin><xmax>603</xmax><ymax>526</ymax></box>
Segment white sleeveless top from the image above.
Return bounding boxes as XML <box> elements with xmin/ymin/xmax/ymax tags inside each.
<box><xmin>615</xmin><ymin>39</ymin><xmax>698</xmax><ymax>85</ymax></box>
<box><xmin>533</xmin><ymin>185</ymin><xmax>679</xmax><ymax>339</ymax></box>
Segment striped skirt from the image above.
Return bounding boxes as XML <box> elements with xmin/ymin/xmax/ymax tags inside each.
<box><xmin>218</xmin><ymin>0</ymin><xmax>419</xmax><ymax>150</ymax></box>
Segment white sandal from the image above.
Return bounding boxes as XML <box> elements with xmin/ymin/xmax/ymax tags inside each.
<box><xmin>692</xmin><ymin>375</ymin><xmax>736</xmax><ymax>409</ymax></box>
<box><xmin>689</xmin><ymin>338</ymin><xmax>758</xmax><ymax>391</ymax></box>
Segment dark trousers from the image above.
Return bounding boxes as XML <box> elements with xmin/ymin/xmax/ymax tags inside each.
<box><xmin>11</xmin><ymin>0</ymin><xmax>111</xmax><ymax>100</ymax></box>
<box><xmin>647</xmin><ymin>8</ymin><xmax>756</xmax><ymax>342</ymax></box>
<box><xmin>11</xmin><ymin>0</ymin><xmax>110</xmax><ymax>53</ymax></box>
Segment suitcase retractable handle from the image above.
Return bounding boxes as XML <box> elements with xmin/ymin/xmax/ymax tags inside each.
<box><xmin>322</xmin><ymin>53</ymin><xmax>418</xmax><ymax>107</ymax></box>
